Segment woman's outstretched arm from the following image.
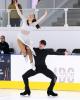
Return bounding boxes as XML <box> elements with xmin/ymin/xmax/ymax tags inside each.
<box><xmin>32</xmin><ymin>10</ymin><xmax>48</xmax><ymax>26</ymax></box>
<box><xmin>15</xmin><ymin>1</ymin><xmax>24</xmax><ymax>20</ymax></box>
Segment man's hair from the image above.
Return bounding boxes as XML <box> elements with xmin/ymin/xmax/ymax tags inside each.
<box><xmin>40</xmin><ymin>40</ymin><xmax>46</xmax><ymax>46</ymax></box>
<box><xmin>1</xmin><ymin>35</ymin><xmax>5</xmax><ymax>39</ymax></box>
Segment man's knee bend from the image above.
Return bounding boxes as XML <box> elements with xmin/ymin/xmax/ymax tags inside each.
<box><xmin>55</xmin><ymin>75</ymin><xmax>57</xmax><ymax>82</ymax></box>
<box><xmin>52</xmin><ymin>75</ymin><xmax>57</xmax><ymax>82</ymax></box>
<box><xmin>22</xmin><ymin>74</ymin><xmax>27</xmax><ymax>80</ymax></box>
<box><xmin>55</xmin><ymin>75</ymin><xmax>57</xmax><ymax>80</ymax></box>
<box><xmin>22</xmin><ymin>74</ymin><xmax>25</xmax><ymax>79</ymax></box>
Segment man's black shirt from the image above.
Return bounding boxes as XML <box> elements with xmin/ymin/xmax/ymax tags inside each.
<box><xmin>33</xmin><ymin>48</ymin><xmax>55</xmax><ymax>70</ymax></box>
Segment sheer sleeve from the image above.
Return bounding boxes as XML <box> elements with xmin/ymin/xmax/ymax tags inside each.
<box><xmin>15</xmin><ymin>3</ymin><xmax>25</xmax><ymax>21</ymax></box>
<box><xmin>31</xmin><ymin>13</ymin><xmax>47</xmax><ymax>26</ymax></box>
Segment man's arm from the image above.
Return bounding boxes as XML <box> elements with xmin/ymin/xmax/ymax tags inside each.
<box><xmin>45</xmin><ymin>49</ymin><xmax>57</xmax><ymax>55</ymax></box>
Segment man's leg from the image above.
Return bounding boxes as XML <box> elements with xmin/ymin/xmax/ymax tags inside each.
<box><xmin>42</xmin><ymin>67</ymin><xmax>58</xmax><ymax>96</ymax></box>
<box><xmin>20</xmin><ymin>69</ymin><xmax>37</xmax><ymax>96</ymax></box>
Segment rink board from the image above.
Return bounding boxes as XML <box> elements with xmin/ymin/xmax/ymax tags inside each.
<box><xmin>0</xmin><ymin>55</ymin><xmax>80</xmax><ymax>91</ymax></box>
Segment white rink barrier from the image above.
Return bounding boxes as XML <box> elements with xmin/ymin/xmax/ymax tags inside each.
<box><xmin>11</xmin><ymin>55</ymin><xmax>80</xmax><ymax>83</ymax></box>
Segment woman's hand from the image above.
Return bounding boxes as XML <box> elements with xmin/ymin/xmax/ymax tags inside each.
<box><xmin>44</xmin><ymin>10</ymin><xmax>48</xmax><ymax>16</ymax></box>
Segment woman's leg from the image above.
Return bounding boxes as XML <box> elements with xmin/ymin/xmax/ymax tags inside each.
<box><xmin>26</xmin><ymin>47</ymin><xmax>36</xmax><ymax>70</ymax></box>
<box><xmin>26</xmin><ymin>47</ymin><xmax>33</xmax><ymax>63</ymax></box>
<box><xmin>17</xmin><ymin>39</ymin><xmax>33</xmax><ymax>63</ymax></box>
<box><xmin>17</xmin><ymin>39</ymin><xmax>27</xmax><ymax>56</ymax></box>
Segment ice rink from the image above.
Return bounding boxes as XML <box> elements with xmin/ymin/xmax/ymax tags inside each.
<box><xmin>0</xmin><ymin>89</ymin><xmax>80</xmax><ymax>100</ymax></box>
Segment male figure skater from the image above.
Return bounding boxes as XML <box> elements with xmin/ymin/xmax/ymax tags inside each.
<box><xmin>20</xmin><ymin>40</ymin><xmax>58</xmax><ymax>97</ymax></box>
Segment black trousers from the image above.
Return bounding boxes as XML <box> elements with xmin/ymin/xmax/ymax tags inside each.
<box><xmin>22</xmin><ymin>66</ymin><xmax>57</xmax><ymax>91</ymax></box>
<box><xmin>10</xmin><ymin>18</ymin><xmax>21</xmax><ymax>27</ymax></box>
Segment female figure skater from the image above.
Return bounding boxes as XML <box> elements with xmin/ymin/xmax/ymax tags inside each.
<box><xmin>15</xmin><ymin>1</ymin><xmax>47</xmax><ymax>70</ymax></box>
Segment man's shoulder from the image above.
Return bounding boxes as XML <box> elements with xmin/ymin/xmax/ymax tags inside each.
<box><xmin>33</xmin><ymin>48</ymin><xmax>39</xmax><ymax>50</ymax></box>
<box><xmin>43</xmin><ymin>48</ymin><xmax>55</xmax><ymax>55</ymax></box>
<box><xmin>4</xmin><ymin>42</ymin><xmax>9</xmax><ymax>45</ymax></box>
<box><xmin>45</xmin><ymin>48</ymin><xmax>54</xmax><ymax>51</ymax></box>
<box><xmin>33</xmin><ymin>47</ymin><xmax>39</xmax><ymax>49</ymax></box>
